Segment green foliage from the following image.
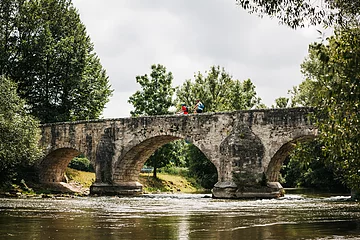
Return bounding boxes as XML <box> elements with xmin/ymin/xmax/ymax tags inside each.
<box><xmin>230</xmin><ymin>78</ymin><xmax>263</xmax><ymax>110</ymax></box>
<box><xmin>288</xmin><ymin>78</ymin><xmax>318</xmax><ymax>107</ymax></box>
<box><xmin>176</xmin><ymin>65</ymin><xmax>262</xmax><ymax>112</ymax></box>
<box><xmin>0</xmin><ymin>0</ymin><xmax>112</xmax><ymax>123</ymax></box>
<box><xmin>295</xmin><ymin>26</ymin><xmax>360</xmax><ymax>192</ymax></box>
<box><xmin>128</xmin><ymin>64</ymin><xmax>175</xmax><ymax>116</ymax></box>
<box><xmin>235</xmin><ymin>0</ymin><xmax>360</xmax><ymax>29</ymax></box>
<box><xmin>159</xmin><ymin>166</ymin><xmax>188</xmax><ymax>176</ymax></box>
<box><xmin>68</xmin><ymin>155</ymin><xmax>94</xmax><ymax>172</ymax></box>
<box><xmin>146</xmin><ymin>141</ymin><xmax>184</xmax><ymax>178</ymax></box>
<box><xmin>281</xmin><ymin>141</ymin><xmax>347</xmax><ymax>191</ymax></box>
<box><xmin>272</xmin><ymin>97</ymin><xmax>289</xmax><ymax>108</ymax></box>
<box><xmin>0</xmin><ymin>76</ymin><xmax>42</xmax><ymax>183</ymax></box>
<box><xmin>129</xmin><ymin>64</ymin><xmax>177</xmax><ymax>177</ymax></box>
<box><xmin>185</xmin><ymin>144</ymin><xmax>218</xmax><ymax>189</ymax></box>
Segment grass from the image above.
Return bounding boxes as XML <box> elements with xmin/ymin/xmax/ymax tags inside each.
<box><xmin>65</xmin><ymin>168</ymin><xmax>95</xmax><ymax>188</ymax></box>
<box><xmin>139</xmin><ymin>172</ymin><xmax>202</xmax><ymax>193</ymax></box>
<box><xmin>64</xmin><ymin>168</ymin><xmax>204</xmax><ymax>194</ymax></box>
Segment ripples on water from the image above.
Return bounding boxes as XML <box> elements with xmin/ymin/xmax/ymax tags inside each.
<box><xmin>0</xmin><ymin>193</ymin><xmax>359</xmax><ymax>240</ymax></box>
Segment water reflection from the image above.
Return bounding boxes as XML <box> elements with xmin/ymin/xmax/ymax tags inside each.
<box><xmin>0</xmin><ymin>193</ymin><xmax>359</xmax><ymax>240</ymax></box>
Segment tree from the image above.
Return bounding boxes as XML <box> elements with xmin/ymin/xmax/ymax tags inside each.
<box><xmin>288</xmin><ymin>78</ymin><xmax>318</xmax><ymax>107</ymax></box>
<box><xmin>0</xmin><ymin>0</ymin><xmax>112</xmax><ymax>123</ymax></box>
<box><xmin>176</xmin><ymin>65</ymin><xmax>262</xmax><ymax>112</ymax></box>
<box><xmin>281</xmin><ymin>141</ymin><xmax>347</xmax><ymax>191</ymax></box>
<box><xmin>299</xmin><ymin>26</ymin><xmax>360</xmax><ymax>193</ymax></box>
<box><xmin>185</xmin><ymin>144</ymin><xmax>218</xmax><ymax>189</ymax></box>
<box><xmin>146</xmin><ymin>141</ymin><xmax>182</xmax><ymax>179</ymax></box>
<box><xmin>0</xmin><ymin>76</ymin><xmax>42</xmax><ymax>184</ymax></box>
<box><xmin>128</xmin><ymin>64</ymin><xmax>174</xmax><ymax>116</ymax></box>
<box><xmin>272</xmin><ymin>97</ymin><xmax>289</xmax><ymax>108</ymax></box>
<box><xmin>235</xmin><ymin>0</ymin><xmax>360</xmax><ymax>29</ymax></box>
<box><xmin>128</xmin><ymin>64</ymin><xmax>176</xmax><ymax>178</ymax></box>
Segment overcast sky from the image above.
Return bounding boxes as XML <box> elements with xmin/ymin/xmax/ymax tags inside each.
<box><xmin>72</xmin><ymin>0</ymin><xmax>324</xmax><ymax>118</ymax></box>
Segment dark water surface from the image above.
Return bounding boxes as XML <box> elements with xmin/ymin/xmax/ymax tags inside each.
<box><xmin>0</xmin><ymin>193</ymin><xmax>359</xmax><ymax>240</ymax></box>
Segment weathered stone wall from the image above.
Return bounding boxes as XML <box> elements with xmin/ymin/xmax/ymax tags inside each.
<box><xmin>38</xmin><ymin>107</ymin><xmax>316</xmax><ymax>198</ymax></box>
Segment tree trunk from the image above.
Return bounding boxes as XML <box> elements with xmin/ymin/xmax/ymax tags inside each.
<box><xmin>153</xmin><ymin>166</ymin><xmax>157</xmax><ymax>179</ymax></box>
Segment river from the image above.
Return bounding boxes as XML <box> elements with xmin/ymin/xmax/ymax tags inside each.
<box><xmin>0</xmin><ymin>191</ymin><xmax>359</xmax><ymax>240</ymax></box>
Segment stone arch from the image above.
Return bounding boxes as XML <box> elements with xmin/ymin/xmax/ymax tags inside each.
<box><xmin>266</xmin><ymin>135</ymin><xmax>316</xmax><ymax>182</ymax></box>
<box><xmin>38</xmin><ymin>147</ymin><xmax>83</xmax><ymax>183</ymax></box>
<box><xmin>112</xmin><ymin>134</ymin><xmax>217</xmax><ymax>184</ymax></box>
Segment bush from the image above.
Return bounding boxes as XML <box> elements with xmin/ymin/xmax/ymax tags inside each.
<box><xmin>68</xmin><ymin>156</ymin><xmax>94</xmax><ymax>172</ymax></box>
<box><xmin>186</xmin><ymin>144</ymin><xmax>218</xmax><ymax>189</ymax></box>
<box><xmin>161</xmin><ymin>165</ymin><xmax>188</xmax><ymax>176</ymax></box>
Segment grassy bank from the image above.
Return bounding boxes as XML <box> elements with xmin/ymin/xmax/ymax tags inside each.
<box><xmin>139</xmin><ymin>173</ymin><xmax>204</xmax><ymax>193</ymax></box>
<box><xmin>66</xmin><ymin>168</ymin><xmax>206</xmax><ymax>194</ymax></box>
<box><xmin>0</xmin><ymin>168</ymin><xmax>206</xmax><ymax>197</ymax></box>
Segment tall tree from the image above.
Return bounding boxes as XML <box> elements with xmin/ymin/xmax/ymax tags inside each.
<box><xmin>0</xmin><ymin>75</ymin><xmax>42</xmax><ymax>184</ymax></box>
<box><xmin>128</xmin><ymin>64</ymin><xmax>174</xmax><ymax>116</ymax></box>
<box><xmin>128</xmin><ymin>64</ymin><xmax>176</xmax><ymax>178</ymax></box>
<box><xmin>298</xmin><ymin>26</ymin><xmax>360</xmax><ymax>194</ymax></box>
<box><xmin>176</xmin><ymin>65</ymin><xmax>262</xmax><ymax>112</ymax></box>
<box><xmin>235</xmin><ymin>0</ymin><xmax>360</xmax><ymax>29</ymax></box>
<box><xmin>0</xmin><ymin>0</ymin><xmax>112</xmax><ymax>123</ymax></box>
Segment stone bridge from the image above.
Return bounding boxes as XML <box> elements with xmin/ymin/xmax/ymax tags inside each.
<box><xmin>38</xmin><ymin>107</ymin><xmax>317</xmax><ymax>198</ymax></box>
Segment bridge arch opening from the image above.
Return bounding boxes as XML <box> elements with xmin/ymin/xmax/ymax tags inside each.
<box><xmin>38</xmin><ymin>148</ymin><xmax>94</xmax><ymax>191</ymax></box>
<box><xmin>112</xmin><ymin>135</ymin><xmax>219</xmax><ymax>191</ymax></box>
<box><xmin>266</xmin><ymin>135</ymin><xmax>316</xmax><ymax>183</ymax></box>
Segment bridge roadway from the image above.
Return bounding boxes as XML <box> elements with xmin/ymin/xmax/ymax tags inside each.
<box><xmin>38</xmin><ymin>107</ymin><xmax>316</xmax><ymax>199</ymax></box>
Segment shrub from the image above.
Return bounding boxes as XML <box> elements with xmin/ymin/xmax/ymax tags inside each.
<box><xmin>68</xmin><ymin>156</ymin><xmax>94</xmax><ymax>172</ymax></box>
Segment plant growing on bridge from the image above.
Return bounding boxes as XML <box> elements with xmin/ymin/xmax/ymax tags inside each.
<box><xmin>0</xmin><ymin>76</ymin><xmax>42</xmax><ymax>185</ymax></box>
<box><xmin>0</xmin><ymin>0</ymin><xmax>112</xmax><ymax>123</ymax></box>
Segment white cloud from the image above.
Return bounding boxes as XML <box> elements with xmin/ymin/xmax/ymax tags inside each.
<box><xmin>72</xmin><ymin>0</ymin><xmax>322</xmax><ymax>118</ymax></box>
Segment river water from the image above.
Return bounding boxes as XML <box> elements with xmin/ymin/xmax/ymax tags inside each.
<box><xmin>0</xmin><ymin>192</ymin><xmax>359</xmax><ymax>240</ymax></box>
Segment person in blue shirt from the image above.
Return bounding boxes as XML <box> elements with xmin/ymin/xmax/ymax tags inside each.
<box><xmin>193</xmin><ymin>99</ymin><xmax>204</xmax><ymax>114</ymax></box>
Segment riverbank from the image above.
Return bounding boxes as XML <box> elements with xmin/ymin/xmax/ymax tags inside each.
<box><xmin>0</xmin><ymin>168</ymin><xmax>206</xmax><ymax>197</ymax></box>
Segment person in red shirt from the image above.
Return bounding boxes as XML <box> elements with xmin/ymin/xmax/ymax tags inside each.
<box><xmin>181</xmin><ymin>104</ymin><xmax>189</xmax><ymax>114</ymax></box>
<box><xmin>177</xmin><ymin>104</ymin><xmax>188</xmax><ymax>114</ymax></box>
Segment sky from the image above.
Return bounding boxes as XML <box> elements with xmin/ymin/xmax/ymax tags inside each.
<box><xmin>72</xmin><ymin>0</ymin><xmax>325</xmax><ymax>118</ymax></box>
